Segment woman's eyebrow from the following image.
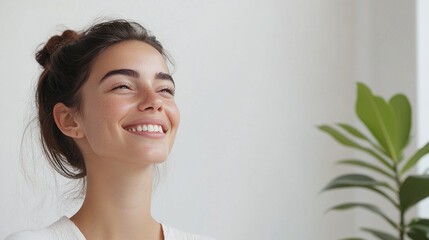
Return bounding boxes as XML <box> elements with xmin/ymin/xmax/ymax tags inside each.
<box><xmin>99</xmin><ymin>69</ymin><xmax>175</xmax><ymax>87</ymax></box>
<box><xmin>99</xmin><ymin>69</ymin><xmax>139</xmax><ymax>84</ymax></box>
<box><xmin>155</xmin><ymin>72</ymin><xmax>175</xmax><ymax>87</ymax></box>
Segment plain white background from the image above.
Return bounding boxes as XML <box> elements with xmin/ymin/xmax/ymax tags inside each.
<box><xmin>0</xmin><ymin>0</ymin><xmax>423</xmax><ymax>239</ymax></box>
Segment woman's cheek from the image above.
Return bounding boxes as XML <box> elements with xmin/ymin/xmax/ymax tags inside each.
<box><xmin>167</xmin><ymin>102</ymin><xmax>180</xmax><ymax>125</ymax></box>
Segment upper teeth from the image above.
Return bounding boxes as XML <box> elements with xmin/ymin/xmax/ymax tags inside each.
<box><xmin>127</xmin><ymin>124</ymin><xmax>164</xmax><ymax>133</ymax></box>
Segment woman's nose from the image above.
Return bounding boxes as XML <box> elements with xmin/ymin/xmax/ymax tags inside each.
<box><xmin>137</xmin><ymin>88</ymin><xmax>164</xmax><ymax>112</ymax></box>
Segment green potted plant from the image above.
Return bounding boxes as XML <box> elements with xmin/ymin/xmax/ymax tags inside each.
<box><xmin>319</xmin><ymin>82</ymin><xmax>429</xmax><ymax>240</ymax></box>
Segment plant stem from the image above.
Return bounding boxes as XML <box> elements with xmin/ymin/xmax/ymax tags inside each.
<box><xmin>393</xmin><ymin>163</ymin><xmax>405</xmax><ymax>240</ymax></box>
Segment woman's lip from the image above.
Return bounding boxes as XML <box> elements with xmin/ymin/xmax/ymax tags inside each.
<box><xmin>122</xmin><ymin>118</ymin><xmax>169</xmax><ymax>132</ymax></box>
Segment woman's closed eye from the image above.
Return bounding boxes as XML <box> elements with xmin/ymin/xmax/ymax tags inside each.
<box><xmin>111</xmin><ymin>83</ymin><xmax>133</xmax><ymax>91</ymax></box>
<box><xmin>111</xmin><ymin>83</ymin><xmax>175</xmax><ymax>96</ymax></box>
<box><xmin>160</xmin><ymin>87</ymin><xmax>175</xmax><ymax>96</ymax></box>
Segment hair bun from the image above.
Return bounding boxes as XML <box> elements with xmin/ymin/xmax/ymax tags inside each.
<box><xmin>36</xmin><ymin>30</ymin><xmax>79</xmax><ymax>67</ymax></box>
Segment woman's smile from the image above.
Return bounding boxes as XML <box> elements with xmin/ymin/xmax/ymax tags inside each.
<box><xmin>123</xmin><ymin>118</ymin><xmax>169</xmax><ymax>139</ymax></box>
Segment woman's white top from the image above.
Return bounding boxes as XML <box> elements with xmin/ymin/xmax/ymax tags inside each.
<box><xmin>5</xmin><ymin>216</ymin><xmax>215</xmax><ymax>240</ymax></box>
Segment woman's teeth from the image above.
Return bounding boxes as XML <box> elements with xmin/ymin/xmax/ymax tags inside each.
<box><xmin>127</xmin><ymin>124</ymin><xmax>164</xmax><ymax>133</ymax></box>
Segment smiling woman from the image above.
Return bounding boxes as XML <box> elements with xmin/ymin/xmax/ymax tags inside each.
<box><xmin>6</xmin><ymin>19</ymin><xmax>214</xmax><ymax>240</ymax></box>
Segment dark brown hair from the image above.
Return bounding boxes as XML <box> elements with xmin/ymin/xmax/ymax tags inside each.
<box><xmin>35</xmin><ymin>19</ymin><xmax>168</xmax><ymax>179</ymax></box>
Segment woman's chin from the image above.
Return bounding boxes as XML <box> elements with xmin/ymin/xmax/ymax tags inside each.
<box><xmin>128</xmin><ymin>151</ymin><xmax>168</xmax><ymax>165</ymax></box>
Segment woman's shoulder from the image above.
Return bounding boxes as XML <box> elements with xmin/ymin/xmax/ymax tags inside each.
<box><xmin>5</xmin><ymin>216</ymin><xmax>86</xmax><ymax>240</ymax></box>
<box><xmin>161</xmin><ymin>223</ymin><xmax>216</xmax><ymax>240</ymax></box>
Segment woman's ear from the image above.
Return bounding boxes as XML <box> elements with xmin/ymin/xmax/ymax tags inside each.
<box><xmin>53</xmin><ymin>102</ymin><xmax>84</xmax><ymax>138</ymax></box>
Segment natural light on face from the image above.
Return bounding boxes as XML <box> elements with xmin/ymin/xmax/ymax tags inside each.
<box><xmin>74</xmin><ymin>40</ymin><xmax>180</xmax><ymax>166</ymax></box>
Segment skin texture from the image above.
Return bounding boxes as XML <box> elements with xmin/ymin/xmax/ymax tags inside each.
<box><xmin>53</xmin><ymin>40</ymin><xmax>180</xmax><ymax>240</ymax></box>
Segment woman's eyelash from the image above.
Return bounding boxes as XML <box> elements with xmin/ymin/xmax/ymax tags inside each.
<box><xmin>111</xmin><ymin>84</ymin><xmax>175</xmax><ymax>96</ymax></box>
<box><xmin>112</xmin><ymin>83</ymin><xmax>132</xmax><ymax>90</ymax></box>
<box><xmin>161</xmin><ymin>87</ymin><xmax>176</xmax><ymax>96</ymax></box>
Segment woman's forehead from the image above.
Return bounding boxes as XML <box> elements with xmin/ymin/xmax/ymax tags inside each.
<box><xmin>89</xmin><ymin>40</ymin><xmax>169</xmax><ymax>79</ymax></box>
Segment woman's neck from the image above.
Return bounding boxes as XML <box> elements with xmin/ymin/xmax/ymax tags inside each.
<box><xmin>70</xmin><ymin>157</ymin><xmax>163</xmax><ymax>240</ymax></box>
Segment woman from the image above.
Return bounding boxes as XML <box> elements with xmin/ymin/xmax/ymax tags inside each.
<box><xmin>6</xmin><ymin>19</ymin><xmax>214</xmax><ymax>240</ymax></box>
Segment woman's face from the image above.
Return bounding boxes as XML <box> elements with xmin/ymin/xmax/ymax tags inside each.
<box><xmin>75</xmin><ymin>40</ymin><xmax>180</xmax><ymax>166</ymax></box>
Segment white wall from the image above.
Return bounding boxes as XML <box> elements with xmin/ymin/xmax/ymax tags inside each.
<box><xmin>417</xmin><ymin>0</ymin><xmax>429</xmax><ymax>217</ymax></box>
<box><xmin>0</xmin><ymin>1</ymin><xmax>402</xmax><ymax>239</ymax></box>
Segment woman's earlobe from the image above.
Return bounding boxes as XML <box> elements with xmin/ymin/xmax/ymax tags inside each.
<box><xmin>53</xmin><ymin>102</ymin><xmax>83</xmax><ymax>138</ymax></box>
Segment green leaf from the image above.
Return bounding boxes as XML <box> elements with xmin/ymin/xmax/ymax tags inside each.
<box><xmin>322</xmin><ymin>174</ymin><xmax>398</xmax><ymax>208</ymax></box>
<box><xmin>337</xmin><ymin>159</ymin><xmax>394</xmax><ymax>179</ymax></box>
<box><xmin>409</xmin><ymin>218</ymin><xmax>429</xmax><ymax>226</ymax></box>
<box><xmin>327</xmin><ymin>202</ymin><xmax>398</xmax><ymax>229</ymax></box>
<box><xmin>389</xmin><ymin>94</ymin><xmax>411</xmax><ymax>152</ymax></box>
<box><xmin>401</xmin><ymin>142</ymin><xmax>429</xmax><ymax>175</ymax></box>
<box><xmin>337</xmin><ymin>123</ymin><xmax>370</xmax><ymax>140</ymax></box>
<box><xmin>318</xmin><ymin>125</ymin><xmax>393</xmax><ymax>170</ymax></box>
<box><xmin>337</xmin><ymin>123</ymin><xmax>389</xmax><ymax>156</ymax></box>
<box><xmin>400</xmin><ymin>175</ymin><xmax>429</xmax><ymax>212</ymax></box>
<box><xmin>318</xmin><ymin>125</ymin><xmax>363</xmax><ymax>148</ymax></box>
<box><xmin>407</xmin><ymin>218</ymin><xmax>429</xmax><ymax>240</ymax></box>
<box><xmin>323</xmin><ymin>174</ymin><xmax>389</xmax><ymax>190</ymax></box>
<box><xmin>361</xmin><ymin>227</ymin><xmax>399</xmax><ymax>240</ymax></box>
<box><xmin>356</xmin><ymin>82</ymin><xmax>400</xmax><ymax>162</ymax></box>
